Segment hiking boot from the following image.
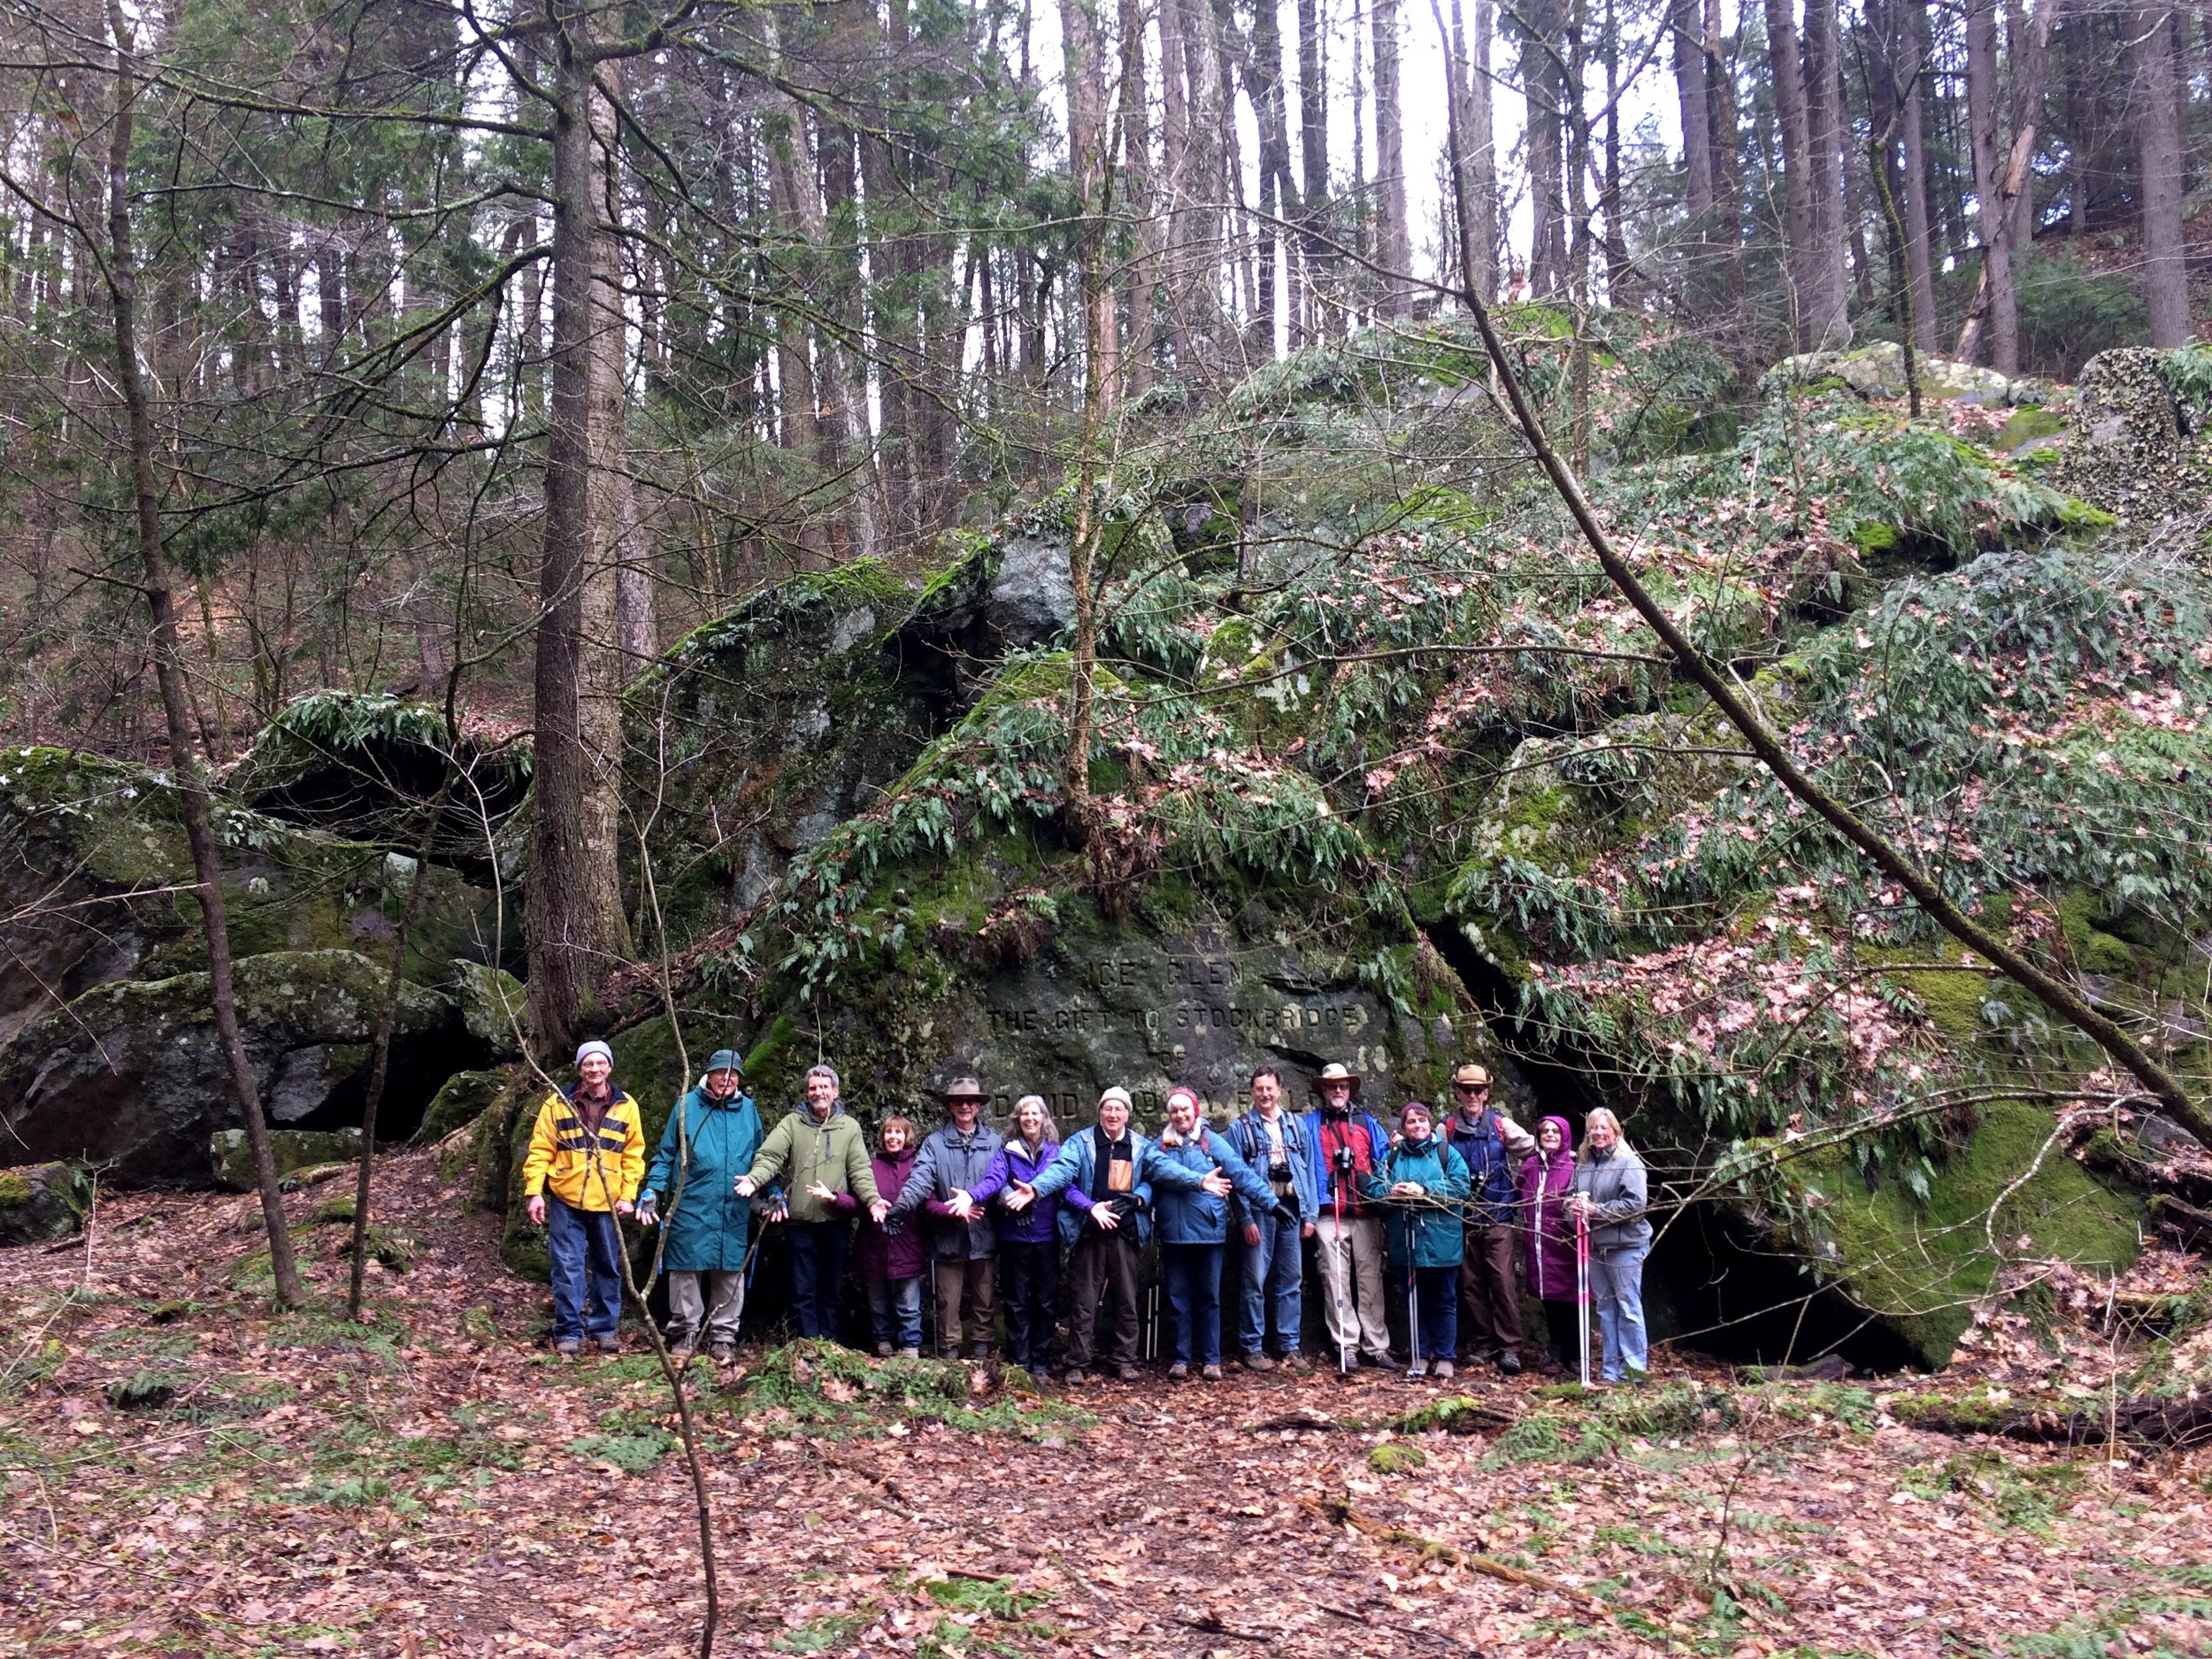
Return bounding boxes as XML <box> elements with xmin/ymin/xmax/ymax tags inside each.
<box><xmin>1279</xmin><ymin>1352</ymin><xmax>1311</xmax><ymax>1374</ymax></box>
<box><xmin>594</xmin><ymin>1336</ymin><xmax>623</xmax><ymax>1356</ymax></box>
<box><xmin>1117</xmin><ymin>1364</ymin><xmax>1141</xmax><ymax>1383</ymax></box>
<box><xmin>1241</xmin><ymin>1352</ymin><xmax>1276</xmax><ymax>1373</ymax></box>
<box><xmin>1497</xmin><ymin>1351</ymin><xmax>1523</xmax><ymax>1377</ymax></box>
<box><xmin>1064</xmin><ymin>1368</ymin><xmax>1089</xmax><ymax>1386</ymax></box>
<box><xmin>899</xmin><ymin>1347</ymin><xmax>923</xmax><ymax>1361</ymax></box>
<box><xmin>1028</xmin><ymin>1365</ymin><xmax>1051</xmax><ymax>1385</ymax></box>
<box><xmin>1432</xmin><ymin>1359</ymin><xmax>1455</xmax><ymax>1382</ymax></box>
<box><xmin>668</xmin><ymin>1337</ymin><xmax>697</xmax><ymax>1363</ymax></box>
<box><xmin>1167</xmin><ymin>1362</ymin><xmax>1190</xmax><ymax>1381</ymax></box>
<box><xmin>554</xmin><ymin>1339</ymin><xmax>581</xmax><ymax>1359</ymax></box>
<box><xmin>875</xmin><ymin>1340</ymin><xmax>894</xmax><ymax>1358</ymax></box>
<box><xmin>967</xmin><ymin>1341</ymin><xmax>993</xmax><ymax>1363</ymax></box>
<box><xmin>709</xmin><ymin>1340</ymin><xmax>737</xmax><ymax>1363</ymax></box>
<box><xmin>1201</xmin><ymin>1363</ymin><xmax>1223</xmax><ymax>1382</ymax></box>
<box><xmin>1404</xmin><ymin>1357</ymin><xmax>1429</xmax><ymax>1379</ymax></box>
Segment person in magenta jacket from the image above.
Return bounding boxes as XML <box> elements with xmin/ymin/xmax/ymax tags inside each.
<box><xmin>963</xmin><ymin>1094</ymin><xmax>1063</xmax><ymax>1380</ymax></box>
<box><xmin>1518</xmin><ymin>1115</ymin><xmax>1579</xmax><ymax>1369</ymax></box>
<box><xmin>855</xmin><ymin>1118</ymin><xmax>925</xmax><ymax>1356</ymax></box>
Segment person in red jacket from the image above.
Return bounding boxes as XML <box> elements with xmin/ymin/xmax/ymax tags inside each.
<box><xmin>856</xmin><ymin>1118</ymin><xmax>926</xmax><ymax>1357</ymax></box>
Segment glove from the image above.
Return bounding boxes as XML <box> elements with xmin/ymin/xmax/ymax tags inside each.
<box><xmin>635</xmin><ymin>1192</ymin><xmax>659</xmax><ymax>1226</ymax></box>
<box><xmin>1272</xmin><ymin>1199</ymin><xmax>1301</xmax><ymax>1228</ymax></box>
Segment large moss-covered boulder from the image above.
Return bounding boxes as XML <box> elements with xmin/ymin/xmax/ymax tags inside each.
<box><xmin>2056</xmin><ymin>346</ymin><xmax>2212</xmax><ymax>518</ymax></box>
<box><xmin>210</xmin><ymin>1127</ymin><xmax>363</xmax><ymax>1192</ymax></box>
<box><xmin>0</xmin><ymin>949</ymin><xmax>486</xmax><ymax>1184</ymax></box>
<box><xmin>0</xmin><ymin>1161</ymin><xmax>94</xmax><ymax>1245</ymax></box>
<box><xmin>0</xmin><ymin>748</ymin><xmax>503</xmax><ymax>1046</ymax></box>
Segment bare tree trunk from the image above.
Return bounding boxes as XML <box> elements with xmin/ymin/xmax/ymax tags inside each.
<box><xmin>1801</xmin><ymin>0</ymin><xmax>1852</xmax><ymax>345</ymax></box>
<box><xmin>1763</xmin><ymin>0</ymin><xmax>1817</xmax><ymax>346</ymax></box>
<box><xmin>2136</xmin><ymin>3</ymin><xmax>2193</xmax><ymax>344</ymax></box>
<box><xmin>1248</xmin><ymin>0</ymin><xmax>1299</xmax><ymax>354</ymax></box>
<box><xmin>1673</xmin><ymin>0</ymin><xmax>1714</xmax><ymax>225</ymax></box>
<box><xmin>102</xmin><ymin>0</ymin><xmax>303</xmax><ymax>1305</ymax></box>
<box><xmin>1372</xmin><ymin>0</ymin><xmax>1414</xmax><ymax>313</ymax></box>
<box><xmin>1525</xmin><ymin>0</ymin><xmax>1568</xmax><ymax>294</ymax></box>
<box><xmin>1705</xmin><ymin>0</ymin><xmax>1747</xmax><ymax>321</ymax></box>
<box><xmin>1122</xmin><ymin>0</ymin><xmax>1159</xmax><ymax>391</ymax></box>
<box><xmin>1175</xmin><ymin>0</ymin><xmax>1229</xmax><ymax>370</ymax></box>
<box><xmin>1062</xmin><ymin>0</ymin><xmax>1114</xmax><ymax>843</ymax></box>
<box><xmin>1297</xmin><ymin>0</ymin><xmax>1332</xmax><ymax>335</ymax></box>
<box><xmin>1898</xmin><ymin>0</ymin><xmax>1940</xmax><ymax>350</ymax></box>
<box><xmin>1469</xmin><ymin>0</ymin><xmax>1500</xmax><ymax>301</ymax></box>
<box><xmin>1963</xmin><ymin>0</ymin><xmax>2016</xmax><ymax>368</ymax></box>
<box><xmin>1958</xmin><ymin>0</ymin><xmax>2060</xmax><ymax>366</ymax></box>
<box><xmin>528</xmin><ymin>9</ymin><xmax>634</xmax><ymax>1056</ymax></box>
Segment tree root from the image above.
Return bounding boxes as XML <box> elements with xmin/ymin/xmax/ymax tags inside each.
<box><xmin>1895</xmin><ymin>1390</ymin><xmax>2212</xmax><ymax>1449</ymax></box>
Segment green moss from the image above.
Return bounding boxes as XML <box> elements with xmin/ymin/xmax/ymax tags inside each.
<box><xmin>1367</xmin><ymin>1441</ymin><xmax>1427</xmax><ymax>1474</ymax></box>
<box><xmin>2056</xmin><ymin>887</ymin><xmax>2137</xmax><ymax>975</ymax></box>
<box><xmin>1994</xmin><ymin>406</ymin><xmax>2066</xmax><ymax>452</ymax></box>
<box><xmin>1851</xmin><ymin>521</ymin><xmax>1899</xmax><ymax>554</ymax></box>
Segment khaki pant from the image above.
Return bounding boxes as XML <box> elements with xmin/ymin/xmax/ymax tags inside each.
<box><xmin>933</xmin><ymin>1256</ymin><xmax>997</xmax><ymax>1355</ymax></box>
<box><xmin>1457</xmin><ymin>1221</ymin><xmax>1525</xmax><ymax>1360</ymax></box>
<box><xmin>1066</xmin><ymin>1229</ymin><xmax>1141</xmax><ymax>1370</ymax></box>
<box><xmin>666</xmin><ymin>1269</ymin><xmax>744</xmax><ymax>1348</ymax></box>
<box><xmin>1314</xmin><ymin>1214</ymin><xmax>1394</xmax><ymax>1364</ymax></box>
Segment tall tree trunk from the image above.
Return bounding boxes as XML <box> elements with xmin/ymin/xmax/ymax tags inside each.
<box><xmin>1673</xmin><ymin>0</ymin><xmax>1714</xmax><ymax>225</ymax></box>
<box><xmin>1958</xmin><ymin>0</ymin><xmax>2059</xmax><ymax>367</ymax></box>
<box><xmin>1525</xmin><ymin>0</ymin><xmax>1568</xmax><ymax>294</ymax></box>
<box><xmin>1705</xmin><ymin>0</ymin><xmax>1747</xmax><ymax>320</ymax></box>
<box><xmin>1372</xmin><ymin>0</ymin><xmax>1413</xmax><ymax>313</ymax></box>
<box><xmin>1248</xmin><ymin>0</ymin><xmax>1299</xmax><ymax>353</ymax></box>
<box><xmin>1175</xmin><ymin>0</ymin><xmax>1229</xmax><ymax>371</ymax></box>
<box><xmin>528</xmin><ymin>10</ymin><xmax>633</xmax><ymax>1056</ymax></box>
<box><xmin>1121</xmin><ymin>0</ymin><xmax>1159</xmax><ymax>391</ymax></box>
<box><xmin>1963</xmin><ymin>0</ymin><xmax>2016</xmax><ymax>368</ymax></box>
<box><xmin>1763</xmin><ymin>0</ymin><xmax>1817</xmax><ymax>346</ymax></box>
<box><xmin>102</xmin><ymin>0</ymin><xmax>304</xmax><ymax>1305</ymax></box>
<box><xmin>1801</xmin><ymin>0</ymin><xmax>1852</xmax><ymax>345</ymax></box>
<box><xmin>1469</xmin><ymin>0</ymin><xmax>1500</xmax><ymax>300</ymax></box>
<box><xmin>1296</xmin><ymin>0</ymin><xmax>1332</xmax><ymax>335</ymax></box>
<box><xmin>2136</xmin><ymin>3</ymin><xmax>2193</xmax><ymax>344</ymax></box>
<box><xmin>1062</xmin><ymin>0</ymin><xmax>1114</xmax><ymax>843</ymax></box>
<box><xmin>1898</xmin><ymin>0</ymin><xmax>1940</xmax><ymax>349</ymax></box>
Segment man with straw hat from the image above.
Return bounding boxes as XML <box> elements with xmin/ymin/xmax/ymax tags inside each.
<box><xmin>1440</xmin><ymin>1061</ymin><xmax>1536</xmax><ymax>1375</ymax></box>
<box><xmin>1301</xmin><ymin>1061</ymin><xmax>1396</xmax><ymax>1373</ymax></box>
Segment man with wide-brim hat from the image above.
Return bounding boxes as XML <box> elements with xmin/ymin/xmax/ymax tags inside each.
<box><xmin>1300</xmin><ymin>1061</ymin><xmax>1397</xmax><ymax>1373</ymax></box>
<box><xmin>888</xmin><ymin>1074</ymin><xmax>1004</xmax><ymax>1360</ymax></box>
<box><xmin>638</xmin><ymin>1048</ymin><xmax>763</xmax><ymax>1362</ymax></box>
<box><xmin>1440</xmin><ymin>1061</ymin><xmax>1537</xmax><ymax>1375</ymax></box>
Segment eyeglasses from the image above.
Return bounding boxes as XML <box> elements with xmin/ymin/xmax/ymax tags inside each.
<box><xmin>1454</xmin><ymin>1083</ymin><xmax>1489</xmax><ymax>1094</ymax></box>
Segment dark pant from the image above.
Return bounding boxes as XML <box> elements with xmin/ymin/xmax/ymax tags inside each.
<box><xmin>933</xmin><ymin>1255</ymin><xmax>998</xmax><ymax>1355</ymax></box>
<box><xmin>999</xmin><ymin>1238</ymin><xmax>1058</xmax><ymax>1370</ymax></box>
<box><xmin>1237</xmin><ymin>1207</ymin><xmax>1304</xmax><ymax>1356</ymax></box>
<box><xmin>1066</xmin><ymin>1228</ymin><xmax>1141</xmax><ymax>1369</ymax></box>
<box><xmin>1410</xmin><ymin>1263</ymin><xmax>1458</xmax><ymax>1362</ymax></box>
<box><xmin>787</xmin><ymin>1221</ymin><xmax>850</xmax><ymax>1340</ymax></box>
<box><xmin>1163</xmin><ymin>1241</ymin><xmax>1225</xmax><ymax>1367</ymax></box>
<box><xmin>547</xmin><ymin>1195</ymin><xmax>624</xmax><ymax>1342</ymax></box>
<box><xmin>1457</xmin><ymin>1221</ymin><xmax>1525</xmax><ymax>1359</ymax></box>
<box><xmin>1541</xmin><ymin>1298</ymin><xmax>1580</xmax><ymax>1367</ymax></box>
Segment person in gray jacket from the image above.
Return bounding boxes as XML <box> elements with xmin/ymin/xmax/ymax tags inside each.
<box><xmin>1568</xmin><ymin>1108</ymin><xmax>1653</xmax><ymax>1384</ymax></box>
<box><xmin>890</xmin><ymin>1076</ymin><xmax>1005</xmax><ymax>1360</ymax></box>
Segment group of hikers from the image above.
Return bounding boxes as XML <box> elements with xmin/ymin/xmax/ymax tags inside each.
<box><xmin>518</xmin><ymin>1042</ymin><xmax>1655</xmax><ymax>1386</ymax></box>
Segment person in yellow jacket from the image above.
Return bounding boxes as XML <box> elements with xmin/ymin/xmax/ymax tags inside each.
<box><xmin>522</xmin><ymin>1040</ymin><xmax>645</xmax><ymax>1356</ymax></box>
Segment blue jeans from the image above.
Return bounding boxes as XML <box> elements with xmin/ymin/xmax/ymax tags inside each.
<box><xmin>787</xmin><ymin>1221</ymin><xmax>850</xmax><ymax>1340</ymax></box>
<box><xmin>1238</xmin><ymin>1210</ymin><xmax>1304</xmax><ymax>1356</ymax></box>
<box><xmin>1409</xmin><ymin>1263</ymin><xmax>1458</xmax><ymax>1362</ymax></box>
<box><xmin>1163</xmin><ymin>1242</ymin><xmax>1224</xmax><ymax>1366</ymax></box>
<box><xmin>547</xmin><ymin>1195</ymin><xmax>624</xmax><ymax>1343</ymax></box>
<box><xmin>865</xmin><ymin>1273</ymin><xmax>922</xmax><ymax>1351</ymax></box>
<box><xmin>1591</xmin><ymin>1244</ymin><xmax>1649</xmax><ymax>1380</ymax></box>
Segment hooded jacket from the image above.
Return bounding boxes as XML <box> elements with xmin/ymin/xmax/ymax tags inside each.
<box><xmin>741</xmin><ymin>1100</ymin><xmax>882</xmax><ymax>1224</ymax></box>
<box><xmin>1301</xmin><ymin>1107</ymin><xmax>1392</xmax><ymax>1215</ymax></box>
<box><xmin>641</xmin><ymin>1085</ymin><xmax>764</xmax><ymax>1272</ymax></box>
<box><xmin>1517</xmin><ymin>1116</ymin><xmax>1578</xmax><ymax>1299</ymax></box>
<box><xmin>1571</xmin><ymin>1137</ymin><xmax>1654</xmax><ymax>1254</ymax></box>
<box><xmin>1148</xmin><ymin>1125</ymin><xmax>1282</xmax><ymax>1247</ymax></box>
<box><xmin>1225</xmin><ymin>1109</ymin><xmax>1319</xmax><ymax>1227</ymax></box>
<box><xmin>1360</xmin><ymin>1134</ymin><xmax>1471</xmax><ymax>1269</ymax></box>
<box><xmin>522</xmin><ymin>1082</ymin><xmax>645</xmax><ymax>1213</ymax></box>
<box><xmin>890</xmin><ymin>1118</ymin><xmax>1005</xmax><ymax>1261</ymax></box>
<box><xmin>967</xmin><ymin>1136</ymin><xmax>1064</xmax><ymax>1245</ymax></box>
<box><xmin>856</xmin><ymin>1148</ymin><xmax>926</xmax><ymax>1279</ymax></box>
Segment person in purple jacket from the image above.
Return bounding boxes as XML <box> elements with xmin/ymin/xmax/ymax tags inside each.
<box><xmin>1518</xmin><ymin>1115</ymin><xmax>1579</xmax><ymax>1370</ymax></box>
<box><xmin>856</xmin><ymin>1117</ymin><xmax>926</xmax><ymax>1357</ymax></box>
<box><xmin>962</xmin><ymin>1094</ymin><xmax>1062</xmax><ymax>1380</ymax></box>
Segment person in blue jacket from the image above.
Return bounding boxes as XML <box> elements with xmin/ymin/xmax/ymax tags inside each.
<box><xmin>1302</xmin><ymin>1063</ymin><xmax>1398</xmax><ymax>1374</ymax></box>
<box><xmin>1225</xmin><ymin>1067</ymin><xmax>1318</xmax><ymax>1372</ymax></box>
<box><xmin>1361</xmin><ymin>1099</ymin><xmax>1472</xmax><ymax>1381</ymax></box>
<box><xmin>1151</xmin><ymin>1086</ymin><xmax>1290</xmax><ymax>1382</ymax></box>
<box><xmin>637</xmin><ymin>1049</ymin><xmax>764</xmax><ymax>1363</ymax></box>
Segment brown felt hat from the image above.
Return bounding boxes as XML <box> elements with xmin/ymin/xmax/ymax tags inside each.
<box><xmin>1453</xmin><ymin>1064</ymin><xmax>1493</xmax><ymax>1090</ymax></box>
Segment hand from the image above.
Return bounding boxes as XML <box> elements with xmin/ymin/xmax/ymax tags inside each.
<box><xmin>947</xmin><ymin>1190</ymin><xmax>976</xmax><ymax>1221</ymax></box>
<box><xmin>614</xmin><ymin>1199</ymin><xmax>635</xmax><ymax>1219</ymax></box>
<box><xmin>766</xmin><ymin>1202</ymin><xmax>788</xmax><ymax>1225</ymax></box>
<box><xmin>635</xmin><ymin>1194</ymin><xmax>659</xmax><ymax>1227</ymax></box>
<box><xmin>869</xmin><ymin>1200</ymin><xmax>890</xmax><ymax>1225</ymax></box>
<box><xmin>734</xmin><ymin>1176</ymin><xmax>757</xmax><ymax>1197</ymax></box>
<box><xmin>805</xmin><ymin>1180</ymin><xmax>836</xmax><ymax>1202</ymax></box>
<box><xmin>1391</xmin><ymin>1181</ymin><xmax>1426</xmax><ymax>1198</ymax></box>
<box><xmin>1199</xmin><ymin>1171</ymin><xmax>1233</xmax><ymax>1197</ymax></box>
<box><xmin>1093</xmin><ymin>1203</ymin><xmax>1120</xmax><ymax>1232</ymax></box>
<box><xmin>526</xmin><ymin>1194</ymin><xmax>546</xmax><ymax>1227</ymax></box>
<box><xmin>1302</xmin><ymin>1221</ymin><xmax>1317</xmax><ymax>1240</ymax></box>
<box><xmin>1002</xmin><ymin>1186</ymin><xmax>1034</xmax><ymax>1213</ymax></box>
<box><xmin>1242</xmin><ymin>1223</ymin><xmax>1262</xmax><ymax>1248</ymax></box>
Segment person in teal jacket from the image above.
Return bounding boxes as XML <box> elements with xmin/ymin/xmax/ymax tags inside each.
<box><xmin>637</xmin><ymin>1049</ymin><xmax>764</xmax><ymax>1362</ymax></box>
<box><xmin>1150</xmin><ymin>1087</ymin><xmax>1290</xmax><ymax>1381</ymax></box>
<box><xmin>1361</xmin><ymin>1100</ymin><xmax>1471</xmax><ymax>1380</ymax></box>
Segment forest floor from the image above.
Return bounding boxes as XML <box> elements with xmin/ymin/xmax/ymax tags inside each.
<box><xmin>2</xmin><ymin>1148</ymin><xmax>2208</xmax><ymax>1659</ymax></box>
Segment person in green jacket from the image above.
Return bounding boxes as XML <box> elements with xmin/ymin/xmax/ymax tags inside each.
<box><xmin>1362</xmin><ymin>1101</ymin><xmax>1472</xmax><ymax>1380</ymax></box>
<box><xmin>638</xmin><ymin>1049</ymin><xmax>763</xmax><ymax>1363</ymax></box>
<box><xmin>736</xmin><ymin>1064</ymin><xmax>887</xmax><ymax>1341</ymax></box>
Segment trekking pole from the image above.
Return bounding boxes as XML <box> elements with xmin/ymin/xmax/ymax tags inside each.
<box><xmin>1574</xmin><ymin>1205</ymin><xmax>1592</xmax><ymax>1388</ymax></box>
<box><xmin>1405</xmin><ymin>1256</ymin><xmax>1423</xmax><ymax>1380</ymax></box>
<box><xmin>1326</xmin><ymin>1157</ymin><xmax>1355</xmax><ymax>1376</ymax></box>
